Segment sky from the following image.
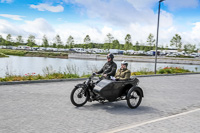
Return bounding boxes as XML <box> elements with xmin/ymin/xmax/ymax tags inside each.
<box><xmin>0</xmin><ymin>0</ymin><xmax>200</xmax><ymax>48</ymax></box>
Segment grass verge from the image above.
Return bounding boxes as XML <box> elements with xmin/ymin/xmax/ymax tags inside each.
<box><xmin>0</xmin><ymin>67</ymin><xmax>194</xmax><ymax>82</ymax></box>
<box><xmin>0</xmin><ymin>49</ymin><xmax>68</xmax><ymax>58</ymax></box>
<box><xmin>0</xmin><ymin>52</ymin><xmax>8</xmax><ymax>57</ymax></box>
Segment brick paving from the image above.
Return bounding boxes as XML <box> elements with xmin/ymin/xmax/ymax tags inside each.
<box><xmin>116</xmin><ymin>109</ymin><xmax>200</xmax><ymax>133</ymax></box>
<box><xmin>0</xmin><ymin>74</ymin><xmax>200</xmax><ymax>133</ymax></box>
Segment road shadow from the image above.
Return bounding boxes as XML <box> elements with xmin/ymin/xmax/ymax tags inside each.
<box><xmin>74</xmin><ymin>101</ymin><xmax>159</xmax><ymax>116</ymax></box>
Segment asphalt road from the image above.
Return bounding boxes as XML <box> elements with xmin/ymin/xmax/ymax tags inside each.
<box><xmin>0</xmin><ymin>74</ymin><xmax>200</xmax><ymax>133</ymax></box>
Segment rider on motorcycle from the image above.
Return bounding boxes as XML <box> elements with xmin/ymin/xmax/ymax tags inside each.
<box><xmin>115</xmin><ymin>61</ymin><xmax>131</xmax><ymax>81</ymax></box>
<box><xmin>95</xmin><ymin>53</ymin><xmax>117</xmax><ymax>79</ymax></box>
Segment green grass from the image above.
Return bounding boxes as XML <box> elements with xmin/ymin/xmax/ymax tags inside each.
<box><xmin>0</xmin><ymin>72</ymin><xmax>91</xmax><ymax>82</ymax></box>
<box><xmin>0</xmin><ymin>49</ymin><xmax>27</xmax><ymax>56</ymax></box>
<box><xmin>26</xmin><ymin>52</ymin><xmax>68</xmax><ymax>58</ymax></box>
<box><xmin>0</xmin><ymin>49</ymin><xmax>68</xmax><ymax>58</ymax></box>
<box><xmin>0</xmin><ymin>52</ymin><xmax>8</xmax><ymax>57</ymax></box>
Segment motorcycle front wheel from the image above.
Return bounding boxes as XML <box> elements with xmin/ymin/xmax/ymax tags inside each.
<box><xmin>70</xmin><ymin>86</ymin><xmax>89</xmax><ymax>107</ymax></box>
<box><xmin>126</xmin><ymin>87</ymin><xmax>142</xmax><ymax>109</ymax></box>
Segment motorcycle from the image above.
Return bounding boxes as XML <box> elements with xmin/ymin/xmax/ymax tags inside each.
<box><xmin>70</xmin><ymin>74</ymin><xmax>144</xmax><ymax>109</ymax></box>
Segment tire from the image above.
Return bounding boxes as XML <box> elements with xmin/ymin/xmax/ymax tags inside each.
<box><xmin>126</xmin><ymin>87</ymin><xmax>142</xmax><ymax>109</ymax></box>
<box><xmin>70</xmin><ymin>86</ymin><xmax>89</xmax><ymax>107</ymax></box>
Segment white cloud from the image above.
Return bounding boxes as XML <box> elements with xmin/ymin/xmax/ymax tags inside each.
<box><xmin>0</xmin><ymin>19</ymin><xmax>24</xmax><ymax>36</ymax></box>
<box><xmin>0</xmin><ymin>0</ymin><xmax>200</xmax><ymax>47</ymax></box>
<box><xmin>61</xmin><ymin>0</ymin><xmax>174</xmax><ymax>44</ymax></box>
<box><xmin>127</xmin><ymin>0</ymin><xmax>156</xmax><ymax>10</ymax></box>
<box><xmin>181</xmin><ymin>22</ymin><xmax>200</xmax><ymax>44</ymax></box>
<box><xmin>191</xmin><ymin>22</ymin><xmax>200</xmax><ymax>39</ymax></box>
<box><xmin>55</xmin><ymin>23</ymin><xmax>102</xmax><ymax>43</ymax></box>
<box><xmin>30</xmin><ymin>3</ymin><xmax>64</xmax><ymax>12</ymax></box>
<box><xmin>165</xmin><ymin>0</ymin><xmax>199</xmax><ymax>10</ymax></box>
<box><xmin>65</xmin><ymin>0</ymin><xmax>158</xmax><ymax>27</ymax></box>
<box><xmin>127</xmin><ymin>0</ymin><xmax>200</xmax><ymax>11</ymax></box>
<box><xmin>0</xmin><ymin>17</ymin><xmax>200</xmax><ymax>46</ymax></box>
<box><xmin>21</xmin><ymin>18</ymin><xmax>55</xmax><ymax>38</ymax></box>
<box><xmin>0</xmin><ymin>14</ymin><xmax>24</xmax><ymax>20</ymax></box>
<box><xmin>160</xmin><ymin>10</ymin><xmax>174</xmax><ymax>28</ymax></box>
<box><xmin>1</xmin><ymin>0</ymin><xmax>13</xmax><ymax>3</ymax></box>
<box><xmin>0</xmin><ymin>18</ymin><xmax>55</xmax><ymax>44</ymax></box>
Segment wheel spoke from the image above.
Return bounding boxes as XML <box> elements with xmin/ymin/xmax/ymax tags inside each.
<box><xmin>127</xmin><ymin>89</ymin><xmax>142</xmax><ymax>109</ymax></box>
<box><xmin>73</xmin><ymin>88</ymin><xmax>87</xmax><ymax>104</ymax></box>
<box><xmin>130</xmin><ymin>91</ymin><xmax>139</xmax><ymax>105</ymax></box>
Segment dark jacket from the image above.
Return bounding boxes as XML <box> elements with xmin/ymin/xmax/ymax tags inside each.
<box><xmin>97</xmin><ymin>61</ymin><xmax>117</xmax><ymax>79</ymax></box>
<box><xmin>115</xmin><ymin>68</ymin><xmax>131</xmax><ymax>80</ymax></box>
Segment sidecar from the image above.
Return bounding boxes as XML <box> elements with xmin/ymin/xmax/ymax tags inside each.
<box><xmin>93</xmin><ymin>77</ymin><xmax>143</xmax><ymax>108</ymax></box>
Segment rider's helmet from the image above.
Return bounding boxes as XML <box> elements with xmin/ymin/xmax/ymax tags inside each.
<box><xmin>107</xmin><ymin>53</ymin><xmax>114</xmax><ymax>60</ymax></box>
<box><xmin>121</xmin><ymin>61</ymin><xmax>128</xmax><ymax>67</ymax></box>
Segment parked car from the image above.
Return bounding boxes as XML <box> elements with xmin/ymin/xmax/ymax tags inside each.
<box><xmin>190</xmin><ymin>53</ymin><xmax>199</xmax><ymax>57</ymax></box>
<box><xmin>126</xmin><ymin>50</ymin><xmax>135</xmax><ymax>55</ymax></box>
<box><xmin>166</xmin><ymin>53</ymin><xmax>176</xmax><ymax>57</ymax></box>
<box><xmin>32</xmin><ymin>47</ymin><xmax>39</xmax><ymax>51</ymax></box>
<box><xmin>109</xmin><ymin>49</ymin><xmax>119</xmax><ymax>54</ymax></box>
<box><xmin>38</xmin><ymin>47</ymin><xmax>46</xmax><ymax>51</ymax></box>
<box><xmin>72</xmin><ymin>48</ymin><xmax>86</xmax><ymax>53</ymax></box>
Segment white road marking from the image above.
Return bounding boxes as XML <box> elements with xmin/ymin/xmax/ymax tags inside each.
<box><xmin>102</xmin><ymin>108</ymin><xmax>200</xmax><ymax>133</ymax></box>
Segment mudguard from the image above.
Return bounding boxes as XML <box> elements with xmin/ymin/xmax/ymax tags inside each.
<box><xmin>129</xmin><ymin>86</ymin><xmax>144</xmax><ymax>97</ymax></box>
<box><xmin>75</xmin><ymin>83</ymin><xmax>88</xmax><ymax>91</ymax></box>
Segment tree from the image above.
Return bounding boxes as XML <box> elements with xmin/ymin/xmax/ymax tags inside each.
<box><xmin>42</xmin><ymin>35</ymin><xmax>49</xmax><ymax>48</ymax></box>
<box><xmin>27</xmin><ymin>35</ymin><xmax>36</xmax><ymax>47</ymax></box>
<box><xmin>53</xmin><ymin>35</ymin><xmax>63</xmax><ymax>48</ymax></box>
<box><xmin>16</xmin><ymin>35</ymin><xmax>24</xmax><ymax>46</ymax></box>
<box><xmin>105</xmin><ymin>33</ymin><xmax>114</xmax><ymax>44</ymax></box>
<box><xmin>146</xmin><ymin>33</ymin><xmax>155</xmax><ymax>47</ymax></box>
<box><xmin>133</xmin><ymin>41</ymin><xmax>140</xmax><ymax>51</ymax></box>
<box><xmin>184</xmin><ymin>44</ymin><xmax>196</xmax><ymax>53</ymax></box>
<box><xmin>124</xmin><ymin>34</ymin><xmax>132</xmax><ymax>50</ymax></box>
<box><xmin>125</xmin><ymin>34</ymin><xmax>131</xmax><ymax>44</ymax></box>
<box><xmin>5</xmin><ymin>34</ymin><xmax>12</xmax><ymax>46</ymax></box>
<box><xmin>84</xmin><ymin>35</ymin><xmax>91</xmax><ymax>44</ymax></box>
<box><xmin>55</xmin><ymin>35</ymin><xmax>62</xmax><ymax>45</ymax></box>
<box><xmin>6</xmin><ymin>34</ymin><xmax>12</xmax><ymax>42</ymax></box>
<box><xmin>112</xmin><ymin>39</ymin><xmax>120</xmax><ymax>49</ymax></box>
<box><xmin>165</xmin><ymin>44</ymin><xmax>169</xmax><ymax>50</ymax></box>
<box><xmin>52</xmin><ymin>43</ymin><xmax>57</xmax><ymax>48</ymax></box>
<box><xmin>170</xmin><ymin>34</ymin><xmax>182</xmax><ymax>49</ymax></box>
<box><xmin>104</xmin><ymin>33</ymin><xmax>114</xmax><ymax>49</ymax></box>
<box><xmin>67</xmin><ymin>35</ymin><xmax>74</xmax><ymax>48</ymax></box>
<box><xmin>0</xmin><ymin>35</ymin><xmax>5</xmax><ymax>45</ymax></box>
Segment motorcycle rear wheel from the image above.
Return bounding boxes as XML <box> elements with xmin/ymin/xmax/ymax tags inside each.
<box><xmin>70</xmin><ymin>87</ymin><xmax>89</xmax><ymax>107</ymax></box>
<box><xmin>126</xmin><ymin>87</ymin><xmax>142</xmax><ymax>109</ymax></box>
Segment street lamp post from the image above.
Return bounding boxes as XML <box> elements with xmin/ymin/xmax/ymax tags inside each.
<box><xmin>154</xmin><ymin>0</ymin><xmax>165</xmax><ymax>74</ymax></box>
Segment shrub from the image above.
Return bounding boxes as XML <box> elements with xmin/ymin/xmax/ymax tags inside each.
<box><xmin>158</xmin><ymin>67</ymin><xmax>190</xmax><ymax>74</ymax></box>
<box><xmin>131</xmin><ymin>68</ymin><xmax>154</xmax><ymax>75</ymax></box>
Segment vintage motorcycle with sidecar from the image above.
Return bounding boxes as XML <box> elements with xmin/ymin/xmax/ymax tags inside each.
<box><xmin>70</xmin><ymin>74</ymin><xmax>144</xmax><ymax>109</ymax></box>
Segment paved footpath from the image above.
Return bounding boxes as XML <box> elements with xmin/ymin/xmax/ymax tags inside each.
<box><xmin>0</xmin><ymin>74</ymin><xmax>200</xmax><ymax>133</ymax></box>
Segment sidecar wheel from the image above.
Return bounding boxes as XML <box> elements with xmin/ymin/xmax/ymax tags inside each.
<box><xmin>70</xmin><ymin>87</ymin><xmax>89</xmax><ymax>107</ymax></box>
<box><xmin>126</xmin><ymin>87</ymin><xmax>142</xmax><ymax>109</ymax></box>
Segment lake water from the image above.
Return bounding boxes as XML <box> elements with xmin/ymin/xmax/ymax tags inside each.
<box><xmin>0</xmin><ymin>56</ymin><xmax>200</xmax><ymax>78</ymax></box>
